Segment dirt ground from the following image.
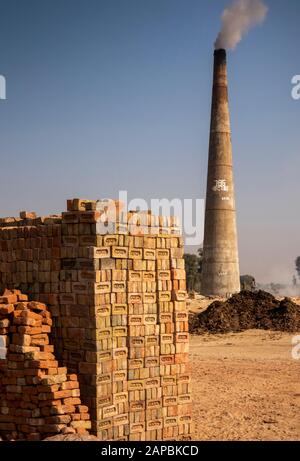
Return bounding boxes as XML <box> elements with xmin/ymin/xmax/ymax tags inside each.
<box><xmin>190</xmin><ymin>328</ymin><xmax>300</xmax><ymax>440</ymax></box>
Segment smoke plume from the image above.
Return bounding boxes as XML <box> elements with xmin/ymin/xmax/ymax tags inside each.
<box><xmin>215</xmin><ymin>0</ymin><xmax>268</xmax><ymax>50</ymax></box>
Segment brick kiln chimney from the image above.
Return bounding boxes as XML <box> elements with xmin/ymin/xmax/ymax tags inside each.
<box><xmin>201</xmin><ymin>49</ymin><xmax>240</xmax><ymax>297</ymax></box>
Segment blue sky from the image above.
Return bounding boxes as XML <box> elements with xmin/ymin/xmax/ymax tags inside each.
<box><xmin>0</xmin><ymin>0</ymin><xmax>299</xmax><ymax>283</ymax></box>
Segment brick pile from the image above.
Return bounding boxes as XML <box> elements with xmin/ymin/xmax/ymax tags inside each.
<box><xmin>0</xmin><ymin>212</ymin><xmax>63</xmax><ymax>356</ymax></box>
<box><xmin>0</xmin><ymin>289</ymin><xmax>91</xmax><ymax>441</ymax></box>
<box><xmin>60</xmin><ymin>199</ymin><xmax>192</xmax><ymax>441</ymax></box>
<box><xmin>0</xmin><ymin>199</ymin><xmax>193</xmax><ymax>441</ymax></box>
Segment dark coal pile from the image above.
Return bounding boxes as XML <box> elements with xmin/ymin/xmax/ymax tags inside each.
<box><xmin>189</xmin><ymin>290</ymin><xmax>300</xmax><ymax>334</ymax></box>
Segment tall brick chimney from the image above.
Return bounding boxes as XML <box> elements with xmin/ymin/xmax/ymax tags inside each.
<box><xmin>201</xmin><ymin>49</ymin><xmax>240</xmax><ymax>297</ymax></box>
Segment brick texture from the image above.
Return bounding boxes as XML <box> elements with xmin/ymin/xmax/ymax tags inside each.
<box><xmin>0</xmin><ymin>200</ymin><xmax>192</xmax><ymax>441</ymax></box>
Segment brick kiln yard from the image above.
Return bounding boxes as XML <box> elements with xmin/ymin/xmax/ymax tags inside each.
<box><xmin>1</xmin><ymin>199</ymin><xmax>299</xmax><ymax>442</ymax></box>
<box><xmin>189</xmin><ymin>297</ymin><xmax>300</xmax><ymax>441</ymax></box>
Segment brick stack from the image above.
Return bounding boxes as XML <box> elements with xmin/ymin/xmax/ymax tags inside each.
<box><xmin>126</xmin><ymin>233</ymin><xmax>192</xmax><ymax>441</ymax></box>
<box><xmin>60</xmin><ymin>200</ymin><xmax>130</xmax><ymax>440</ymax></box>
<box><xmin>0</xmin><ymin>213</ymin><xmax>62</xmax><ymax>356</ymax></box>
<box><xmin>0</xmin><ymin>199</ymin><xmax>192</xmax><ymax>441</ymax></box>
<box><xmin>0</xmin><ymin>289</ymin><xmax>91</xmax><ymax>441</ymax></box>
<box><xmin>60</xmin><ymin>199</ymin><xmax>192</xmax><ymax>441</ymax></box>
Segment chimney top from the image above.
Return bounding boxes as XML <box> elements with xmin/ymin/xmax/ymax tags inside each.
<box><xmin>214</xmin><ymin>48</ymin><xmax>226</xmax><ymax>64</ymax></box>
<box><xmin>214</xmin><ymin>48</ymin><xmax>226</xmax><ymax>56</ymax></box>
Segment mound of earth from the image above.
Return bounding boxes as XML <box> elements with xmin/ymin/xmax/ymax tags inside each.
<box><xmin>189</xmin><ymin>290</ymin><xmax>300</xmax><ymax>334</ymax></box>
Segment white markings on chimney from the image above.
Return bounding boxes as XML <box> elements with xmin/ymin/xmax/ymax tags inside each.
<box><xmin>212</xmin><ymin>179</ymin><xmax>229</xmax><ymax>192</ymax></box>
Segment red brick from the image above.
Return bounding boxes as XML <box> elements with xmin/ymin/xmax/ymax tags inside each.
<box><xmin>0</xmin><ymin>295</ymin><xmax>18</xmax><ymax>304</ymax></box>
<box><xmin>17</xmin><ymin>294</ymin><xmax>28</xmax><ymax>302</ymax></box>
<box><xmin>57</xmin><ymin>367</ymin><xmax>68</xmax><ymax>374</ymax></box>
<box><xmin>0</xmin><ymin>304</ymin><xmax>14</xmax><ymax>315</ymax></box>
<box><xmin>45</xmin><ymin>415</ymin><xmax>71</xmax><ymax>424</ymax></box>
<box><xmin>63</xmin><ymin>398</ymin><xmax>81</xmax><ymax>406</ymax></box>
<box><xmin>14</xmin><ymin>302</ymin><xmax>29</xmax><ymax>311</ymax></box>
<box><xmin>40</xmin><ymin>345</ymin><xmax>54</xmax><ymax>353</ymax></box>
<box><xmin>61</xmin><ymin>381</ymin><xmax>79</xmax><ymax>391</ymax></box>
<box><xmin>76</xmin><ymin>428</ymin><xmax>89</xmax><ymax>435</ymax></box>
<box><xmin>76</xmin><ymin>405</ymin><xmax>89</xmax><ymax>413</ymax></box>
<box><xmin>18</xmin><ymin>326</ymin><xmax>43</xmax><ymax>335</ymax></box>
<box><xmin>50</xmin><ymin>405</ymin><xmax>75</xmax><ymax>415</ymax></box>
<box><xmin>52</xmin><ymin>390</ymin><xmax>73</xmax><ymax>399</ymax></box>
<box><xmin>47</xmin><ymin>368</ymin><xmax>59</xmax><ymax>375</ymax></box>
<box><xmin>27</xmin><ymin>301</ymin><xmax>46</xmax><ymax>312</ymax></box>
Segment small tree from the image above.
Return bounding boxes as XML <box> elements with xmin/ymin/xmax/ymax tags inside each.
<box><xmin>184</xmin><ymin>253</ymin><xmax>201</xmax><ymax>292</ymax></box>
<box><xmin>197</xmin><ymin>247</ymin><xmax>203</xmax><ymax>275</ymax></box>
<box><xmin>240</xmin><ymin>275</ymin><xmax>256</xmax><ymax>291</ymax></box>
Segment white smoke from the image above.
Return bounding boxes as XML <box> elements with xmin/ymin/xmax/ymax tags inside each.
<box><xmin>215</xmin><ymin>0</ymin><xmax>268</xmax><ymax>50</ymax></box>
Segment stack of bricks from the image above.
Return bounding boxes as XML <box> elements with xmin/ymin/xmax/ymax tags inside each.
<box><xmin>60</xmin><ymin>199</ymin><xmax>192</xmax><ymax>441</ymax></box>
<box><xmin>0</xmin><ymin>199</ymin><xmax>192</xmax><ymax>441</ymax></box>
<box><xmin>0</xmin><ymin>212</ymin><xmax>63</xmax><ymax>357</ymax></box>
<box><xmin>0</xmin><ymin>289</ymin><xmax>91</xmax><ymax>440</ymax></box>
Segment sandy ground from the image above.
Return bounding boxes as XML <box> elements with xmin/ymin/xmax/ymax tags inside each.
<box><xmin>189</xmin><ymin>295</ymin><xmax>300</xmax><ymax>441</ymax></box>
<box><xmin>190</xmin><ymin>329</ymin><xmax>300</xmax><ymax>441</ymax></box>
